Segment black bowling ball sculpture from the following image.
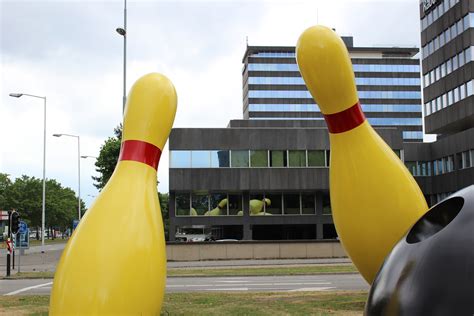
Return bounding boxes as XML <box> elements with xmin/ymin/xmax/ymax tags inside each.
<box><xmin>365</xmin><ymin>185</ymin><xmax>474</xmax><ymax>315</ymax></box>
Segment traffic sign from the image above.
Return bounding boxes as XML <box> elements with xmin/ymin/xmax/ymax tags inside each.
<box><xmin>18</xmin><ymin>221</ymin><xmax>28</xmax><ymax>234</ymax></box>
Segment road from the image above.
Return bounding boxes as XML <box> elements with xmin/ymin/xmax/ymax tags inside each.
<box><xmin>0</xmin><ymin>274</ymin><xmax>368</xmax><ymax>296</ymax></box>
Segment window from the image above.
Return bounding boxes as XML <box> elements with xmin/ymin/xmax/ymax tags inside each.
<box><xmin>265</xmin><ymin>193</ymin><xmax>283</xmax><ymax>215</ymax></box>
<box><xmin>462</xmin><ymin>150</ymin><xmax>472</xmax><ymax>168</ymax></box>
<box><xmin>191</xmin><ymin>151</ymin><xmax>210</xmax><ymax>168</ymax></box>
<box><xmin>192</xmin><ymin>193</ymin><xmax>209</xmax><ymax>216</ymax></box>
<box><xmin>284</xmin><ymin>194</ymin><xmax>300</xmax><ymax>214</ymax></box>
<box><xmin>250</xmin><ymin>150</ymin><xmax>268</xmax><ymax>167</ymax></box>
<box><xmin>170</xmin><ymin>151</ymin><xmax>191</xmax><ymax>168</ymax></box>
<box><xmin>289</xmin><ymin>150</ymin><xmax>306</xmax><ymax>167</ymax></box>
<box><xmin>405</xmin><ymin>161</ymin><xmax>417</xmax><ymax>175</ymax></box>
<box><xmin>176</xmin><ymin>193</ymin><xmax>190</xmax><ymax>216</ymax></box>
<box><xmin>322</xmin><ymin>192</ymin><xmax>331</xmax><ymax>214</ymax></box>
<box><xmin>250</xmin><ymin>194</ymin><xmax>265</xmax><ymax>215</ymax></box>
<box><xmin>210</xmin><ymin>150</ymin><xmax>229</xmax><ymax>167</ymax></box>
<box><xmin>308</xmin><ymin>150</ymin><xmax>326</xmax><ymax>167</ymax></box>
<box><xmin>208</xmin><ymin>193</ymin><xmax>227</xmax><ymax>216</ymax></box>
<box><xmin>231</xmin><ymin>150</ymin><xmax>249</xmax><ymax>167</ymax></box>
<box><xmin>453</xmin><ymin>55</ymin><xmax>459</xmax><ymax>70</ymax></box>
<box><xmin>228</xmin><ymin>194</ymin><xmax>243</xmax><ymax>216</ymax></box>
<box><xmin>460</xmin><ymin>83</ymin><xmax>466</xmax><ymax>100</ymax></box>
<box><xmin>302</xmin><ymin>194</ymin><xmax>315</xmax><ymax>214</ymax></box>
<box><xmin>454</xmin><ymin>87</ymin><xmax>460</xmax><ymax>103</ymax></box>
<box><xmin>270</xmin><ymin>150</ymin><xmax>287</xmax><ymax>167</ymax></box>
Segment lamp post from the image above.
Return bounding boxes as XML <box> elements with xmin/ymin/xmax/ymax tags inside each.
<box><xmin>53</xmin><ymin>133</ymin><xmax>81</xmax><ymax>220</ymax></box>
<box><xmin>9</xmin><ymin>93</ymin><xmax>47</xmax><ymax>248</ymax></box>
<box><xmin>116</xmin><ymin>0</ymin><xmax>127</xmax><ymax>113</ymax></box>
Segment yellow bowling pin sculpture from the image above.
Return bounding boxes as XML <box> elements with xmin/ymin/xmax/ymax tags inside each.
<box><xmin>50</xmin><ymin>73</ymin><xmax>177</xmax><ymax>314</ymax></box>
<box><xmin>296</xmin><ymin>26</ymin><xmax>428</xmax><ymax>284</ymax></box>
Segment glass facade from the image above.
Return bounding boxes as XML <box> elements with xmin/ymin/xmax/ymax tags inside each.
<box><xmin>249</xmin><ymin>104</ymin><xmax>421</xmax><ymax>113</ymax></box>
<box><xmin>249</xmin><ymin>76</ymin><xmax>420</xmax><ymax>86</ymax></box>
<box><xmin>424</xmin><ymin>80</ymin><xmax>474</xmax><ymax>116</ymax></box>
<box><xmin>248</xmin><ymin>90</ymin><xmax>421</xmax><ymax>99</ymax></box>
<box><xmin>170</xmin><ymin>149</ymin><xmax>334</xmax><ymax>168</ymax></box>
<box><xmin>176</xmin><ymin>192</ymin><xmax>321</xmax><ymax>216</ymax></box>
<box><xmin>248</xmin><ymin>63</ymin><xmax>419</xmax><ymax>72</ymax></box>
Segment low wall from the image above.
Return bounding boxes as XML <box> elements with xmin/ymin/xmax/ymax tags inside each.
<box><xmin>166</xmin><ymin>240</ymin><xmax>347</xmax><ymax>261</ymax></box>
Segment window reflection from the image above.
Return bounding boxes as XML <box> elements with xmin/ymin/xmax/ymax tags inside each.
<box><xmin>208</xmin><ymin>193</ymin><xmax>228</xmax><ymax>216</ymax></box>
<box><xmin>231</xmin><ymin>150</ymin><xmax>249</xmax><ymax>167</ymax></box>
<box><xmin>250</xmin><ymin>150</ymin><xmax>268</xmax><ymax>167</ymax></box>
<box><xmin>302</xmin><ymin>194</ymin><xmax>315</xmax><ymax>214</ymax></box>
<box><xmin>308</xmin><ymin>150</ymin><xmax>325</xmax><ymax>167</ymax></box>
<box><xmin>284</xmin><ymin>194</ymin><xmax>300</xmax><ymax>214</ymax></box>
<box><xmin>228</xmin><ymin>194</ymin><xmax>243</xmax><ymax>216</ymax></box>
<box><xmin>192</xmin><ymin>194</ymin><xmax>209</xmax><ymax>216</ymax></box>
<box><xmin>289</xmin><ymin>150</ymin><xmax>306</xmax><ymax>167</ymax></box>
<box><xmin>210</xmin><ymin>150</ymin><xmax>230</xmax><ymax>167</ymax></box>
<box><xmin>249</xmin><ymin>194</ymin><xmax>267</xmax><ymax>216</ymax></box>
<box><xmin>191</xmin><ymin>151</ymin><xmax>210</xmax><ymax>168</ymax></box>
<box><xmin>322</xmin><ymin>192</ymin><xmax>331</xmax><ymax>214</ymax></box>
<box><xmin>171</xmin><ymin>151</ymin><xmax>191</xmax><ymax>168</ymax></box>
<box><xmin>265</xmin><ymin>194</ymin><xmax>282</xmax><ymax>215</ymax></box>
<box><xmin>175</xmin><ymin>193</ymin><xmax>190</xmax><ymax>216</ymax></box>
<box><xmin>270</xmin><ymin>150</ymin><xmax>287</xmax><ymax>167</ymax></box>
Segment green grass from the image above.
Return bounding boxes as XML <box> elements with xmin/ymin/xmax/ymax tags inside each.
<box><xmin>4</xmin><ymin>271</ymin><xmax>55</xmax><ymax>279</ymax></box>
<box><xmin>4</xmin><ymin>265</ymin><xmax>357</xmax><ymax>280</ymax></box>
<box><xmin>29</xmin><ymin>239</ymin><xmax>68</xmax><ymax>246</ymax></box>
<box><xmin>167</xmin><ymin>264</ymin><xmax>358</xmax><ymax>277</ymax></box>
<box><xmin>0</xmin><ymin>291</ymin><xmax>367</xmax><ymax>315</ymax></box>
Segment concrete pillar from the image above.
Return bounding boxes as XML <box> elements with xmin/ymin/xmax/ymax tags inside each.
<box><xmin>316</xmin><ymin>223</ymin><xmax>324</xmax><ymax>240</ymax></box>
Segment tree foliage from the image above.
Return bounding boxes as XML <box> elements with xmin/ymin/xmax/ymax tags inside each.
<box><xmin>0</xmin><ymin>173</ymin><xmax>85</xmax><ymax>234</ymax></box>
<box><xmin>92</xmin><ymin>124</ymin><xmax>122</xmax><ymax>190</ymax></box>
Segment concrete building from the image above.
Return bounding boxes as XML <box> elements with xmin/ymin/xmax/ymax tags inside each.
<box><xmin>404</xmin><ymin>0</ymin><xmax>474</xmax><ymax>205</ymax></box>
<box><xmin>168</xmin><ymin>37</ymin><xmax>424</xmax><ymax>241</ymax></box>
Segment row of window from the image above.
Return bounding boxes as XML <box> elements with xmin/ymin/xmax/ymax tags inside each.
<box><xmin>250</xmin><ymin>52</ymin><xmax>295</xmax><ymax>58</ymax></box>
<box><xmin>423</xmin><ymin>47</ymin><xmax>472</xmax><ymax>87</ymax></box>
<box><xmin>249</xmin><ymin>117</ymin><xmax>422</xmax><ymax>127</ymax></box>
<box><xmin>248</xmin><ymin>90</ymin><xmax>421</xmax><ymax>99</ymax></box>
<box><xmin>249</xmin><ymin>76</ymin><xmax>421</xmax><ymax>86</ymax></box>
<box><xmin>405</xmin><ymin>149</ymin><xmax>473</xmax><ymax>177</ymax></box>
<box><xmin>421</xmin><ymin>12</ymin><xmax>472</xmax><ymax>58</ymax></box>
<box><xmin>170</xmin><ymin>150</ymin><xmax>330</xmax><ymax>168</ymax></box>
<box><xmin>248</xmin><ymin>103</ymin><xmax>422</xmax><ymax>113</ymax></box>
<box><xmin>175</xmin><ymin>192</ymin><xmax>331</xmax><ymax>216</ymax></box>
<box><xmin>402</xmin><ymin>131</ymin><xmax>424</xmax><ymax>140</ymax></box>
<box><xmin>424</xmin><ymin>80</ymin><xmax>474</xmax><ymax>116</ymax></box>
<box><xmin>248</xmin><ymin>63</ymin><xmax>420</xmax><ymax>73</ymax></box>
<box><xmin>421</xmin><ymin>0</ymin><xmax>459</xmax><ymax>31</ymax></box>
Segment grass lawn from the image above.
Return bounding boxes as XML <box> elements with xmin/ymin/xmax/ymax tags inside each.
<box><xmin>167</xmin><ymin>265</ymin><xmax>358</xmax><ymax>277</ymax></box>
<box><xmin>0</xmin><ymin>239</ymin><xmax>68</xmax><ymax>249</ymax></box>
<box><xmin>0</xmin><ymin>291</ymin><xmax>367</xmax><ymax>315</ymax></box>
<box><xmin>4</xmin><ymin>265</ymin><xmax>357</xmax><ymax>279</ymax></box>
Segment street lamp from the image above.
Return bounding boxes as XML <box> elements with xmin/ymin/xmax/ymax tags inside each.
<box><xmin>9</xmin><ymin>93</ymin><xmax>47</xmax><ymax>248</ymax></box>
<box><xmin>53</xmin><ymin>133</ymin><xmax>81</xmax><ymax>220</ymax></box>
<box><xmin>116</xmin><ymin>0</ymin><xmax>127</xmax><ymax>113</ymax></box>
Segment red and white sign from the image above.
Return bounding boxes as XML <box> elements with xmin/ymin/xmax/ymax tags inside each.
<box><xmin>0</xmin><ymin>210</ymin><xmax>8</xmax><ymax>221</ymax></box>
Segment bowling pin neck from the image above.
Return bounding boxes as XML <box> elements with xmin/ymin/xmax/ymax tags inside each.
<box><xmin>118</xmin><ymin>140</ymin><xmax>161</xmax><ymax>171</ymax></box>
<box><xmin>122</xmin><ymin>73</ymin><xmax>177</xmax><ymax>151</ymax></box>
<box><xmin>323</xmin><ymin>101</ymin><xmax>366</xmax><ymax>134</ymax></box>
<box><xmin>296</xmin><ymin>25</ymin><xmax>358</xmax><ymax>115</ymax></box>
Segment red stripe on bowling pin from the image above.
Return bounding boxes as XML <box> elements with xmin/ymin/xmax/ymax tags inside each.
<box><xmin>323</xmin><ymin>102</ymin><xmax>366</xmax><ymax>134</ymax></box>
<box><xmin>118</xmin><ymin>140</ymin><xmax>162</xmax><ymax>170</ymax></box>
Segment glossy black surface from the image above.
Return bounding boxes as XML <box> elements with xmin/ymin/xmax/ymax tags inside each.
<box><xmin>365</xmin><ymin>185</ymin><xmax>474</xmax><ymax>316</ymax></box>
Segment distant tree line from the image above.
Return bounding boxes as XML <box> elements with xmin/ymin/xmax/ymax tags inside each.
<box><xmin>0</xmin><ymin>173</ymin><xmax>85</xmax><ymax>239</ymax></box>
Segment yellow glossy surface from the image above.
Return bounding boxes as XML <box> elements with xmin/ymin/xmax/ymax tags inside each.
<box><xmin>50</xmin><ymin>73</ymin><xmax>177</xmax><ymax>315</ymax></box>
<box><xmin>296</xmin><ymin>26</ymin><xmax>428</xmax><ymax>283</ymax></box>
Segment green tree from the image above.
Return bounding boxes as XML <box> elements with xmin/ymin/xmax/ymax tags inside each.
<box><xmin>159</xmin><ymin>192</ymin><xmax>169</xmax><ymax>240</ymax></box>
<box><xmin>93</xmin><ymin>124</ymin><xmax>122</xmax><ymax>190</ymax></box>
<box><xmin>0</xmin><ymin>173</ymin><xmax>13</xmax><ymax>209</ymax></box>
<box><xmin>0</xmin><ymin>174</ymin><xmax>85</xmax><ymax>238</ymax></box>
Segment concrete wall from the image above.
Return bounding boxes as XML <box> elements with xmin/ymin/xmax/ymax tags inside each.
<box><xmin>166</xmin><ymin>240</ymin><xmax>346</xmax><ymax>261</ymax></box>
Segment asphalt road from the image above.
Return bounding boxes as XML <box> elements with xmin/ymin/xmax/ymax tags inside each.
<box><xmin>0</xmin><ymin>274</ymin><xmax>368</xmax><ymax>296</ymax></box>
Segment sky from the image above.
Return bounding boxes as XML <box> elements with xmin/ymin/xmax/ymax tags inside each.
<box><xmin>0</xmin><ymin>0</ymin><xmax>422</xmax><ymax>208</ymax></box>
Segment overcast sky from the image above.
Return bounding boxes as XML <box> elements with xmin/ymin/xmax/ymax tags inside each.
<box><xmin>0</xmin><ymin>0</ymin><xmax>421</xmax><ymax>207</ymax></box>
